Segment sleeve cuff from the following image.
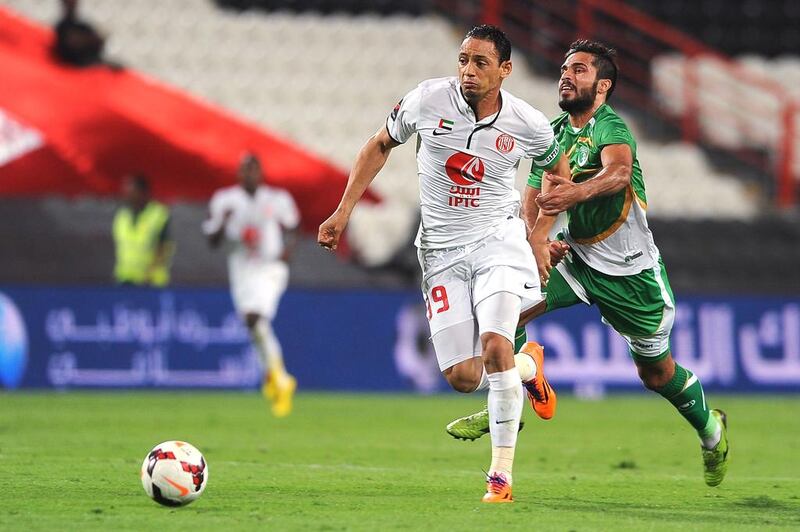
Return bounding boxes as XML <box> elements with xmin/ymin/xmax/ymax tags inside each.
<box><xmin>385</xmin><ymin>121</ymin><xmax>403</xmax><ymax>144</ymax></box>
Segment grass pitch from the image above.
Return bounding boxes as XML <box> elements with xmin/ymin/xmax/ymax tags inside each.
<box><xmin>0</xmin><ymin>392</ymin><xmax>798</xmax><ymax>531</ymax></box>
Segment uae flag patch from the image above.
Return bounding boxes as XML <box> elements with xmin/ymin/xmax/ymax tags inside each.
<box><xmin>438</xmin><ymin>118</ymin><xmax>454</xmax><ymax>131</ymax></box>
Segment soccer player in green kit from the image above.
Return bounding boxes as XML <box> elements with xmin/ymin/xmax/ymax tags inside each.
<box><xmin>446</xmin><ymin>40</ymin><xmax>729</xmax><ymax>487</ymax></box>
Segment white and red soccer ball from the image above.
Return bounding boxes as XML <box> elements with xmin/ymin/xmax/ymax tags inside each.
<box><xmin>141</xmin><ymin>441</ymin><xmax>208</xmax><ymax>506</ymax></box>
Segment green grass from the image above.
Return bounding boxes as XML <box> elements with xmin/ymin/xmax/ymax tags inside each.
<box><xmin>0</xmin><ymin>392</ymin><xmax>798</xmax><ymax>531</ymax></box>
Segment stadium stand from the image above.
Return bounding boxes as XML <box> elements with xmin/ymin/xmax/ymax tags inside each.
<box><xmin>0</xmin><ymin>5</ymin><xmax>358</xmax><ymax>223</ymax></box>
<box><xmin>652</xmin><ymin>54</ymin><xmax>800</xmax><ymax>175</ymax></box>
<box><xmin>437</xmin><ymin>0</ymin><xmax>799</xmax><ymax>205</ymax></box>
<box><xmin>5</xmin><ymin>1</ymin><xmax>759</xmax><ymax>241</ymax></box>
<box><xmin>1</xmin><ymin>0</ymin><xmax>797</xmax><ymax>293</ymax></box>
<box><xmin>624</xmin><ymin>0</ymin><xmax>800</xmax><ymax>57</ymax></box>
<box><xmin>214</xmin><ymin>0</ymin><xmax>431</xmax><ymax>15</ymax></box>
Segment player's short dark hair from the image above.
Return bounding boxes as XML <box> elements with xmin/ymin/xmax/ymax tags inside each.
<box><xmin>566</xmin><ymin>39</ymin><xmax>618</xmax><ymax>100</ymax></box>
<box><xmin>465</xmin><ymin>24</ymin><xmax>511</xmax><ymax>63</ymax></box>
<box><xmin>239</xmin><ymin>152</ymin><xmax>262</xmax><ymax>172</ymax></box>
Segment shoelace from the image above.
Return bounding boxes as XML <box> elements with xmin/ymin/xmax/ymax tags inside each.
<box><xmin>485</xmin><ymin>473</ymin><xmax>508</xmax><ymax>493</ymax></box>
<box><xmin>702</xmin><ymin>450</ymin><xmax>717</xmax><ymax>465</ymax></box>
<box><xmin>702</xmin><ymin>447</ymin><xmax>724</xmax><ymax>465</ymax></box>
<box><xmin>525</xmin><ymin>379</ymin><xmax>549</xmax><ymax>402</ymax></box>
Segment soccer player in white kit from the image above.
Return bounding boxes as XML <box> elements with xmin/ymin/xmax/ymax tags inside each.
<box><xmin>318</xmin><ymin>25</ymin><xmax>572</xmax><ymax>502</ymax></box>
<box><xmin>204</xmin><ymin>153</ymin><xmax>300</xmax><ymax>417</ymax></box>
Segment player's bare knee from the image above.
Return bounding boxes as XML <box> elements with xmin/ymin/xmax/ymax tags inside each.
<box><xmin>443</xmin><ymin>362</ymin><xmax>481</xmax><ymax>393</ymax></box>
<box><xmin>640</xmin><ymin>373</ymin><xmax>668</xmax><ymax>391</ymax></box>
<box><xmin>446</xmin><ymin>375</ymin><xmax>479</xmax><ymax>393</ymax></box>
<box><xmin>636</xmin><ymin>357</ymin><xmax>675</xmax><ymax>391</ymax></box>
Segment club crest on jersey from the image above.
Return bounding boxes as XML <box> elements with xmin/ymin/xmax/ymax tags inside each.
<box><xmin>495</xmin><ymin>133</ymin><xmax>515</xmax><ymax>154</ymax></box>
<box><xmin>576</xmin><ymin>144</ymin><xmax>590</xmax><ymax>166</ymax></box>
<box><xmin>445</xmin><ymin>152</ymin><xmax>485</xmax><ymax>186</ymax></box>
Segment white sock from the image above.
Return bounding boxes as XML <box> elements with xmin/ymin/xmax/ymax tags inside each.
<box><xmin>489</xmin><ymin>447</ymin><xmax>514</xmax><ymax>484</ymax></box>
<box><xmin>514</xmin><ymin>352</ymin><xmax>537</xmax><ymax>383</ymax></box>
<box><xmin>487</xmin><ymin>368</ymin><xmax>523</xmax><ymax>476</ymax></box>
<box><xmin>251</xmin><ymin>318</ymin><xmax>287</xmax><ymax>378</ymax></box>
<box><xmin>701</xmin><ymin>422</ymin><xmax>722</xmax><ymax>449</ymax></box>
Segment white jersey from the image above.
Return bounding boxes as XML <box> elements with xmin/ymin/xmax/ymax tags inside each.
<box><xmin>386</xmin><ymin>77</ymin><xmax>560</xmax><ymax>249</ymax></box>
<box><xmin>203</xmin><ymin>184</ymin><xmax>299</xmax><ymax>263</ymax></box>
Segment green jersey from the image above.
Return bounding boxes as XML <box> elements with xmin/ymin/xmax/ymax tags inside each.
<box><xmin>528</xmin><ymin>104</ymin><xmax>659</xmax><ymax>275</ymax></box>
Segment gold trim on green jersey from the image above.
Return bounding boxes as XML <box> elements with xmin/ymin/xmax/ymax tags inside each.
<box><xmin>572</xmin><ymin>185</ymin><xmax>633</xmax><ymax>245</ymax></box>
<box><xmin>566</xmin><ymin>144</ymin><xmax>577</xmax><ymax>158</ymax></box>
<box><xmin>571</xmin><ymin>167</ymin><xmax>597</xmax><ymax>179</ymax></box>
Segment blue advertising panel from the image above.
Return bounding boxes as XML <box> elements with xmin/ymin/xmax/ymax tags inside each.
<box><xmin>525</xmin><ymin>296</ymin><xmax>800</xmax><ymax>394</ymax></box>
<box><xmin>0</xmin><ymin>285</ymin><xmax>798</xmax><ymax>392</ymax></box>
<box><xmin>0</xmin><ymin>286</ymin><xmax>413</xmax><ymax>391</ymax></box>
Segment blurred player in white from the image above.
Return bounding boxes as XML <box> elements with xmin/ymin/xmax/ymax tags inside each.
<box><xmin>204</xmin><ymin>153</ymin><xmax>300</xmax><ymax>417</ymax></box>
<box><xmin>318</xmin><ymin>25</ymin><xmax>571</xmax><ymax>502</ymax></box>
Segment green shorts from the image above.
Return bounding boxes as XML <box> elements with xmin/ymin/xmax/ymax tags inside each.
<box><xmin>543</xmin><ymin>251</ymin><xmax>675</xmax><ymax>362</ymax></box>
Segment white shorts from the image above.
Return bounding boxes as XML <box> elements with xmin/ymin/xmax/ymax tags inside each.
<box><xmin>418</xmin><ymin>217</ymin><xmax>543</xmax><ymax>370</ymax></box>
<box><xmin>430</xmin><ymin>291</ymin><xmax>522</xmax><ymax>371</ymax></box>
<box><xmin>229</xmin><ymin>257</ymin><xmax>288</xmax><ymax>319</ymax></box>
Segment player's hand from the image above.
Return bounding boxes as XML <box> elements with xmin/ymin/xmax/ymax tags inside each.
<box><xmin>536</xmin><ymin>174</ymin><xmax>584</xmax><ymax>215</ymax></box>
<box><xmin>549</xmin><ymin>240</ymin><xmax>570</xmax><ymax>266</ymax></box>
<box><xmin>318</xmin><ymin>210</ymin><xmax>349</xmax><ymax>251</ymax></box>
<box><xmin>531</xmin><ymin>239</ymin><xmax>552</xmax><ymax>286</ymax></box>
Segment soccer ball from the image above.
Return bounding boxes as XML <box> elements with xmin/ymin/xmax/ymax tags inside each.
<box><xmin>140</xmin><ymin>440</ymin><xmax>208</xmax><ymax>507</ymax></box>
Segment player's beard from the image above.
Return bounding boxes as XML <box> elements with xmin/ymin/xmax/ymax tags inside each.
<box><xmin>558</xmin><ymin>81</ymin><xmax>598</xmax><ymax>114</ymax></box>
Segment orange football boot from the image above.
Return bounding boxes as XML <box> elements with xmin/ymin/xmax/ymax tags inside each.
<box><xmin>520</xmin><ymin>341</ymin><xmax>557</xmax><ymax>420</ymax></box>
<box><xmin>482</xmin><ymin>472</ymin><xmax>513</xmax><ymax>503</ymax></box>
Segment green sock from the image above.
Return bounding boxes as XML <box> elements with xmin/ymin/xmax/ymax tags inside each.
<box><xmin>514</xmin><ymin>326</ymin><xmax>527</xmax><ymax>353</ymax></box>
<box><xmin>656</xmin><ymin>363</ymin><xmax>718</xmax><ymax>439</ymax></box>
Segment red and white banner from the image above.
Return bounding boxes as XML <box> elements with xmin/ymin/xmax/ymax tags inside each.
<box><xmin>0</xmin><ymin>7</ymin><xmax>375</xmax><ymax>233</ymax></box>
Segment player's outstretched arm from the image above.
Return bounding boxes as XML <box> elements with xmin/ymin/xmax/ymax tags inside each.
<box><xmin>521</xmin><ymin>181</ymin><xmax>541</xmax><ymax>235</ymax></box>
<box><xmin>536</xmin><ymin>143</ymin><xmax>632</xmax><ymax>216</ymax></box>
<box><xmin>523</xmin><ymin>184</ymin><xmax>570</xmax><ymax>280</ymax></box>
<box><xmin>527</xmin><ymin>154</ymin><xmax>571</xmax><ymax>284</ymax></box>
<box><xmin>317</xmin><ymin>126</ymin><xmax>400</xmax><ymax>251</ymax></box>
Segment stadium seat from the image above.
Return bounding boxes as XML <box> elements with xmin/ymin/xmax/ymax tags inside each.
<box><xmin>652</xmin><ymin>51</ymin><xmax>798</xmax><ymax>177</ymax></box>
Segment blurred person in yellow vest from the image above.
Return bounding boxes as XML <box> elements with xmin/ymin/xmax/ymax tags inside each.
<box><xmin>113</xmin><ymin>174</ymin><xmax>174</xmax><ymax>287</ymax></box>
